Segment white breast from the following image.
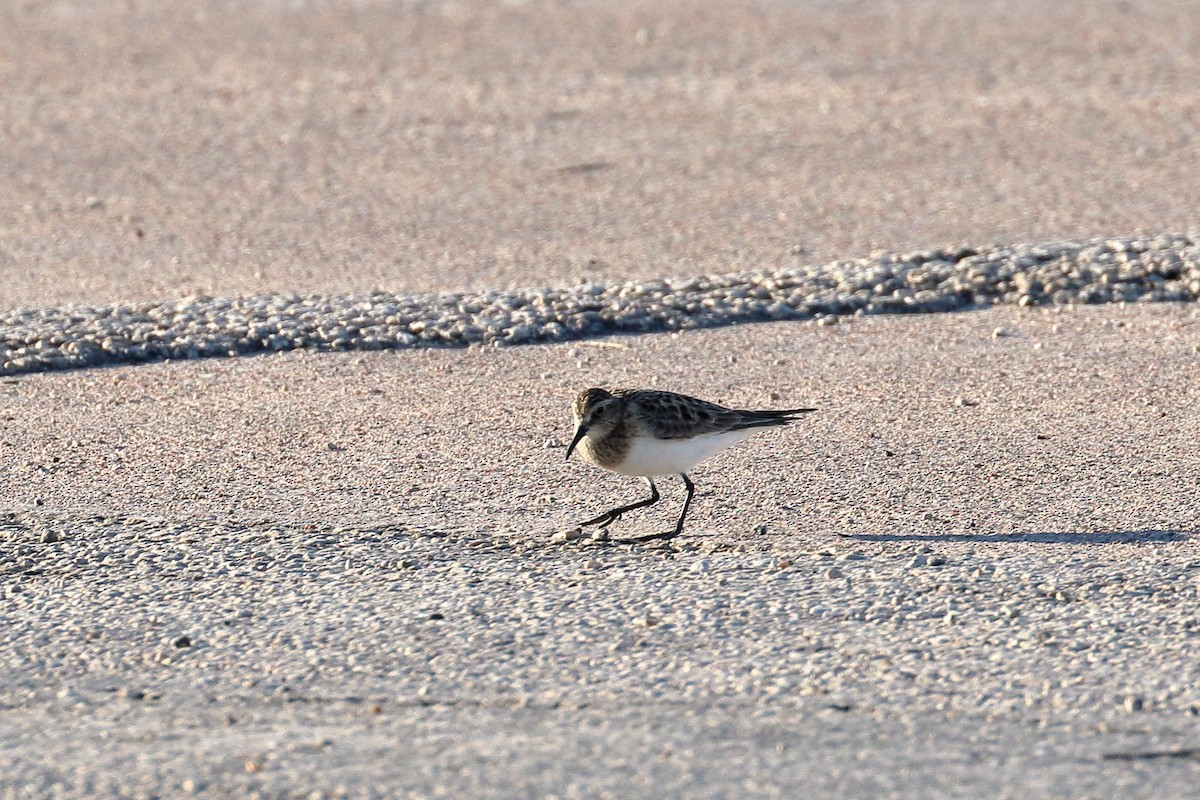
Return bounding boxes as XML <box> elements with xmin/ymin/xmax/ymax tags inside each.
<box><xmin>611</xmin><ymin>430</ymin><xmax>756</xmax><ymax>477</ymax></box>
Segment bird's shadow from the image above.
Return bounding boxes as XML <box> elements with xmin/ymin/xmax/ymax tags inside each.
<box><xmin>836</xmin><ymin>529</ymin><xmax>1190</xmax><ymax>544</ymax></box>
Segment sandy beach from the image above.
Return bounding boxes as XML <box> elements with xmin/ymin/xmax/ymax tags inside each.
<box><xmin>3</xmin><ymin>1</ymin><xmax>1200</xmax><ymax>797</ymax></box>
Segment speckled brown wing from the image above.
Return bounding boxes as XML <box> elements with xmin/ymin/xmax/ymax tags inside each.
<box><xmin>618</xmin><ymin>390</ymin><xmax>745</xmax><ymax>439</ymax></box>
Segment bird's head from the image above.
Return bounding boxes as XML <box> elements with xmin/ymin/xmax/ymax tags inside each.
<box><xmin>565</xmin><ymin>387</ymin><xmax>621</xmax><ymax>460</ymax></box>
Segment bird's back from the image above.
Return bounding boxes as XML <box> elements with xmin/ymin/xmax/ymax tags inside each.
<box><xmin>619</xmin><ymin>389</ymin><xmax>813</xmax><ymax>440</ymax></box>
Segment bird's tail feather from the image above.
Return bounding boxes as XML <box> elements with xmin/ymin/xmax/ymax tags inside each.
<box><xmin>730</xmin><ymin>407</ymin><xmax>817</xmax><ymax>430</ymax></box>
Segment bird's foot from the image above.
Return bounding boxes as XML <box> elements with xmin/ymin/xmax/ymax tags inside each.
<box><xmin>612</xmin><ymin>529</ymin><xmax>680</xmax><ymax>546</ymax></box>
<box><xmin>579</xmin><ymin>510</ymin><xmax>621</xmax><ymax>528</ymax></box>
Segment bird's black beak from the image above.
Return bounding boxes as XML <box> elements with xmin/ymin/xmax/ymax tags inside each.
<box><xmin>565</xmin><ymin>425</ymin><xmax>588</xmax><ymax>460</ymax></box>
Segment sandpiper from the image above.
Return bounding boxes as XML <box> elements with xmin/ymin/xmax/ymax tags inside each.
<box><xmin>565</xmin><ymin>387</ymin><xmax>816</xmax><ymax>543</ymax></box>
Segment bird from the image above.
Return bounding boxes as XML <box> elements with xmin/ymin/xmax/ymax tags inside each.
<box><xmin>564</xmin><ymin>387</ymin><xmax>816</xmax><ymax>543</ymax></box>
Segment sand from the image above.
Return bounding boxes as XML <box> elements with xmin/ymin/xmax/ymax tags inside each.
<box><xmin>3</xmin><ymin>1</ymin><xmax>1200</xmax><ymax>798</ymax></box>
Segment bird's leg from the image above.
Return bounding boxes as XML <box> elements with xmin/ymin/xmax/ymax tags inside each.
<box><xmin>578</xmin><ymin>478</ymin><xmax>660</xmax><ymax>529</ymax></box>
<box><xmin>615</xmin><ymin>473</ymin><xmax>696</xmax><ymax>544</ymax></box>
<box><xmin>674</xmin><ymin>473</ymin><xmax>696</xmax><ymax>536</ymax></box>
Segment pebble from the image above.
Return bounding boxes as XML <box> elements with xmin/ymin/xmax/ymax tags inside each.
<box><xmin>3</xmin><ymin>505</ymin><xmax>1199</xmax><ymax>781</ymax></box>
<box><xmin>3</xmin><ymin>234</ymin><xmax>1200</xmax><ymax>375</ymax></box>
